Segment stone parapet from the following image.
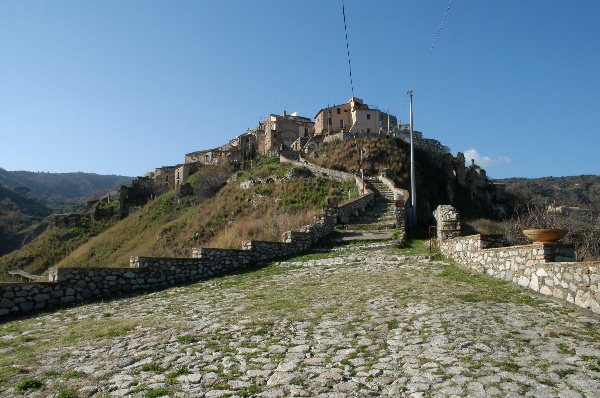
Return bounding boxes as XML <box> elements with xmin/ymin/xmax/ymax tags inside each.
<box><xmin>434</xmin><ymin>205</ymin><xmax>598</xmax><ymax>313</ymax></box>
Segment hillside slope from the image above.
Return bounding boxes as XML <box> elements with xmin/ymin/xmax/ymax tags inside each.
<box><xmin>0</xmin><ymin>183</ymin><xmax>53</xmax><ymax>256</ymax></box>
<box><xmin>0</xmin><ymin>168</ymin><xmax>132</xmax><ymax>260</ymax></box>
<box><xmin>3</xmin><ymin>159</ymin><xmax>355</xmax><ymax>275</ymax></box>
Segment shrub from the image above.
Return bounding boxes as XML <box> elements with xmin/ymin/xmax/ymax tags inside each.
<box><xmin>16</xmin><ymin>378</ymin><xmax>43</xmax><ymax>391</ymax></box>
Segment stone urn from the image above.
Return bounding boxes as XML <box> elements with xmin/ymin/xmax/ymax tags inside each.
<box><xmin>523</xmin><ymin>229</ymin><xmax>568</xmax><ymax>243</ymax></box>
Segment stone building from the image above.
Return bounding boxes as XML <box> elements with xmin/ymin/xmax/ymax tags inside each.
<box><xmin>185</xmin><ymin>148</ymin><xmax>225</xmax><ymax>165</ymax></box>
<box><xmin>252</xmin><ymin>111</ymin><xmax>314</xmax><ymax>155</ymax></box>
<box><xmin>226</xmin><ymin>132</ymin><xmax>257</xmax><ymax>163</ymax></box>
<box><xmin>548</xmin><ymin>205</ymin><xmax>594</xmax><ymax>221</ymax></box>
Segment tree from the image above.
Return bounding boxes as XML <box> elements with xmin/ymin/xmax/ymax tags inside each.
<box><xmin>12</xmin><ymin>186</ymin><xmax>31</xmax><ymax>196</ymax></box>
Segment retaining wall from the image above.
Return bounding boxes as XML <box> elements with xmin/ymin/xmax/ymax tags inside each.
<box><xmin>435</xmin><ymin>206</ymin><xmax>600</xmax><ymax>314</ymax></box>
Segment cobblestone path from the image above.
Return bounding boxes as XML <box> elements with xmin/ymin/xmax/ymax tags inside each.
<box><xmin>1</xmin><ymin>252</ymin><xmax>599</xmax><ymax>397</ymax></box>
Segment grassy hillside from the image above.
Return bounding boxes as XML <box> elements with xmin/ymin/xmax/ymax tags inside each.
<box><xmin>0</xmin><ymin>168</ymin><xmax>132</xmax><ymax>259</ymax></box>
<box><xmin>0</xmin><ymin>201</ymin><xmax>120</xmax><ymax>281</ymax></box>
<box><xmin>0</xmin><ymin>183</ymin><xmax>53</xmax><ymax>256</ymax></box>
<box><xmin>52</xmin><ymin>158</ymin><xmax>356</xmax><ymax>270</ymax></box>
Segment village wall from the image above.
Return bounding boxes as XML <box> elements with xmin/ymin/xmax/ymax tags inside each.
<box><xmin>434</xmin><ymin>205</ymin><xmax>600</xmax><ymax>314</ymax></box>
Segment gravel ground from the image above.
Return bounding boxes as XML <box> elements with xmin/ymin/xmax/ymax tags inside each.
<box><xmin>1</xmin><ymin>251</ymin><xmax>599</xmax><ymax>398</ymax></box>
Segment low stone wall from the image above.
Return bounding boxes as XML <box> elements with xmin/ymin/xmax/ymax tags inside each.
<box><xmin>323</xmin><ymin>131</ymin><xmax>388</xmax><ymax>144</ymax></box>
<box><xmin>434</xmin><ymin>206</ymin><xmax>599</xmax><ymax>314</ymax></box>
<box><xmin>281</xmin><ymin>153</ymin><xmax>357</xmax><ymax>184</ymax></box>
<box><xmin>0</xmin><ymin>257</ymin><xmax>250</xmax><ymax>316</ymax></box>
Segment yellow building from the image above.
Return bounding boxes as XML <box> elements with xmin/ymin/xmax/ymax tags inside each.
<box><xmin>314</xmin><ymin>97</ymin><xmax>381</xmax><ymax>136</ymax></box>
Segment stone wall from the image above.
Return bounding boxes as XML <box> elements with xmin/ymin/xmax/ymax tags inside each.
<box><xmin>434</xmin><ymin>205</ymin><xmax>599</xmax><ymax>314</ymax></box>
<box><xmin>280</xmin><ymin>153</ymin><xmax>358</xmax><ymax>183</ymax></box>
<box><xmin>323</xmin><ymin>131</ymin><xmax>387</xmax><ymax>144</ymax></box>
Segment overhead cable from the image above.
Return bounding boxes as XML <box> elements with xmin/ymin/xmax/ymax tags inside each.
<box><xmin>410</xmin><ymin>0</ymin><xmax>454</xmax><ymax>90</ymax></box>
<box><xmin>341</xmin><ymin>0</ymin><xmax>355</xmax><ymax>98</ymax></box>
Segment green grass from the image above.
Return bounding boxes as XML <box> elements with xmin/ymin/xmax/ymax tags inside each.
<box><xmin>0</xmin><ymin>212</ymin><xmax>118</xmax><ymax>280</ymax></box>
<box><xmin>145</xmin><ymin>387</ymin><xmax>173</xmax><ymax>398</ymax></box>
<box><xmin>176</xmin><ymin>335</ymin><xmax>199</xmax><ymax>345</ymax></box>
<box><xmin>555</xmin><ymin>368</ymin><xmax>577</xmax><ymax>377</ymax></box>
<box><xmin>141</xmin><ymin>361</ymin><xmax>163</xmax><ymax>373</ymax></box>
<box><xmin>497</xmin><ymin>361</ymin><xmax>521</xmax><ymax>372</ymax></box>
<box><xmin>438</xmin><ymin>264</ymin><xmax>542</xmax><ymax>306</ymax></box>
<box><xmin>166</xmin><ymin>366</ymin><xmax>189</xmax><ymax>383</ymax></box>
<box><xmin>51</xmin><ymin>156</ymin><xmax>356</xmax><ymax>269</ymax></box>
<box><xmin>56</xmin><ymin>388</ymin><xmax>78</xmax><ymax>398</ymax></box>
<box><xmin>63</xmin><ymin>370</ymin><xmax>86</xmax><ymax>379</ymax></box>
<box><xmin>390</xmin><ymin>237</ymin><xmax>439</xmax><ymax>257</ymax></box>
<box><xmin>16</xmin><ymin>378</ymin><xmax>43</xmax><ymax>391</ymax></box>
<box><xmin>386</xmin><ymin>319</ymin><xmax>400</xmax><ymax>330</ymax></box>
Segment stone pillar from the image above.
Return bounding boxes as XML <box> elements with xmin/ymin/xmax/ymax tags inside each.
<box><xmin>433</xmin><ymin>205</ymin><xmax>461</xmax><ymax>241</ymax></box>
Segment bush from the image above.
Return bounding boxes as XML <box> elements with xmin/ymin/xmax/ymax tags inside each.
<box><xmin>16</xmin><ymin>378</ymin><xmax>43</xmax><ymax>391</ymax></box>
<box><xmin>464</xmin><ymin>218</ymin><xmax>504</xmax><ymax>235</ymax></box>
<box><xmin>501</xmin><ymin>203</ymin><xmax>569</xmax><ymax>246</ymax></box>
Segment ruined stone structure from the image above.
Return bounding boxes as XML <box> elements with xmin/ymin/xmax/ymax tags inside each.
<box><xmin>434</xmin><ymin>205</ymin><xmax>600</xmax><ymax>314</ymax></box>
<box><xmin>185</xmin><ymin>148</ymin><xmax>227</xmax><ymax>165</ymax></box>
<box><xmin>249</xmin><ymin>111</ymin><xmax>315</xmax><ymax>155</ymax></box>
<box><xmin>438</xmin><ymin>152</ymin><xmax>505</xmax><ymax>210</ymax></box>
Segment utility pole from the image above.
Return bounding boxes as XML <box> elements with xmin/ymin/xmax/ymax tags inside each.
<box><xmin>387</xmin><ymin>105</ymin><xmax>390</xmax><ymax>136</ymax></box>
<box><xmin>408</xmin><ymin>90</ymin><xmax>417</xmax><ymax>228</ymax></box>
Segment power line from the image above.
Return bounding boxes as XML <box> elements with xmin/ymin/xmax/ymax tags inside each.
<box><xmin>410</xmin><ymin>0</ymin><xmax>454</xmax><ymax>90</ymax></box>
<box><xmin>341</xmin><ymin>0</ymin><xmax>354</xmax><ymax>98</ymax></box>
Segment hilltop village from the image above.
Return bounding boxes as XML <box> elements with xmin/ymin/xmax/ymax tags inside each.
<box><xmin>119</xmin><ymin>97</ymin><xmax>505</xmax><ymax>218</ymax></box>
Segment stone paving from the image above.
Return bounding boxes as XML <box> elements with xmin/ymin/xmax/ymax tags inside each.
<box><xmin>1</xmin><ymin>251</ymin><xmax>600</xmax><ymax>397</ymax></box>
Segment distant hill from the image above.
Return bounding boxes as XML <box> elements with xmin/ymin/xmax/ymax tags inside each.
<box><xmin>498</xmin><ymin>175</ymin><xmax>600</xmax><ymax>210</ymax></box>
<box><xmin>0</xmin><ymin>168</ymin><xmax>132</xmax><ymax>205</ymax></box>
<box><xmin>0</xmin><ymin>182</ymin><xmax>53</xmax><ymax>256</ymax></box>
<box><xmin>0</xmin><ymin>168</ymin><xmax>132</xmax><ymax>257</ymax></box>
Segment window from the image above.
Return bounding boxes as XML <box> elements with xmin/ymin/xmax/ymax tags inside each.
<box><xmin>367</xmin><ymin>128</ymin><xmax>371</xmax><ymax>133</ymax></box>
<box><xmin>367</xmin><ymin>114</ymin><xmax>371</xmax><ymax>120</ymax></box>
<box><xmin>337</xmin><ymin>108</ymin><xmax>341</xmax><ymax>114</ymax></box>
<box><xmin>340</xmin><ymin>120</ymin><xmax>344</xmax><ymax>128</ymax></box>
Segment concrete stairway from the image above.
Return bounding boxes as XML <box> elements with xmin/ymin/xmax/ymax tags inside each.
<box><xmin>314</xmin><ymin>176</ymin><xmax>401</xmax><ymax>251</ymax></box>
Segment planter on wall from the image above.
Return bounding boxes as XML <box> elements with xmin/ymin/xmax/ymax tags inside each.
<box><xmin>523</xmin><ymin>229</ymin><xmax>568</xmax><ymax>243</ymax></box>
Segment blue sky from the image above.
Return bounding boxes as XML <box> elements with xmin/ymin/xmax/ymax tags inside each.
<box><xmin>1</xmin><ymin>0</ymin><xmax>599</xmax><ymax>179</ymax></box>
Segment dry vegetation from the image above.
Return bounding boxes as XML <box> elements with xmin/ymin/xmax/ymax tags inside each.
<box><xmin>310</xmin><ymin>137</ymin><xmax>410</xmax><ymax>183</ymax></box>
<box><xmin>204</xmin><ymin>206</ymin><xmax>319</xmax><ymax>249</ymax></box>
